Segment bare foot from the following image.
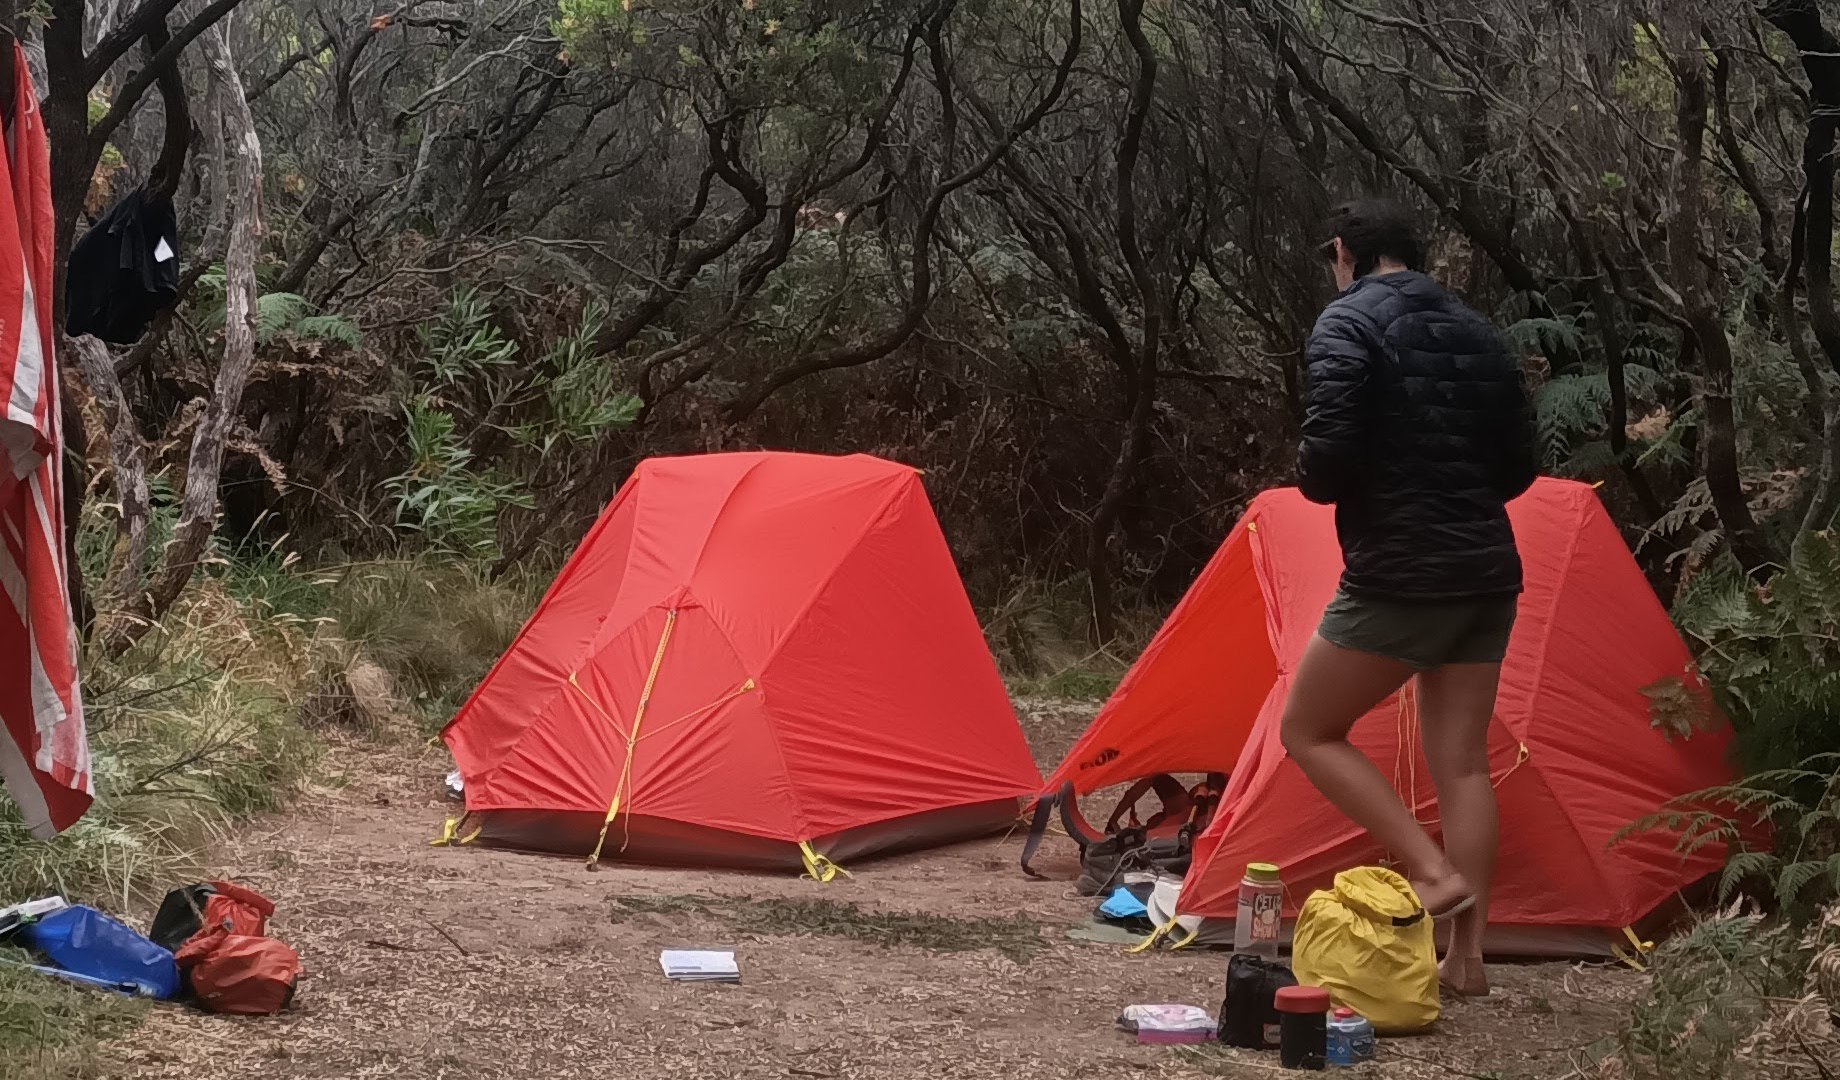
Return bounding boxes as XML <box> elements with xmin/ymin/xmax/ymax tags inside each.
<box><xmin>1437</xmin><ymin>954</ymin><xmax>1491</xmax><ymax>997</ymax></box>
<box><xmin>1408</xmin><ymin>871</ymin><xmax>1474</xmax><ymax>917</ymax></box>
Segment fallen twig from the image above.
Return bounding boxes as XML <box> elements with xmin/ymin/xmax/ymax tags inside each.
<box><xmin>363</xmin><ymin>939</ymin><xmax>419</xmax><ymax>952</ymax></box>
<box><xmin>424</xmin><ymin>919</ymin><xmax>470</xmax><ymax>957</ymax></box>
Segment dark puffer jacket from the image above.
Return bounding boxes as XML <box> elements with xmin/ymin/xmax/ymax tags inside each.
<box><xmin>1297</xmin><ymin>271</ymin><xmax>1537</xmax><ymax>599</ymax></box>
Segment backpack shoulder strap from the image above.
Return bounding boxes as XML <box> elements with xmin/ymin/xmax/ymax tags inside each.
<box><xmin>1019</xmin><ymin>791</ymin><xmax>1058</xmax><ymax>879</ymax></box>
<box><xmin>1105</xmin><ymin>773</ymin><xmax>1193</xmax><ymax>835</ymax></box>
<box><xmin>1058</xmin><ymin>779</ymin><xmax>1108</xmax><ymax>847</ymax></box>
<box><xmin>1022</xmin><ymin>780</ymin><xmax>1111</xmax><ymax>877</ymax></box>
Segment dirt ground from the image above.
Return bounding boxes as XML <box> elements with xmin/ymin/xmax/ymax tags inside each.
<box><xmin>93</xmin><ymin>700</ymin><xmax>1640</xmax><ymax>1079</ymax></box>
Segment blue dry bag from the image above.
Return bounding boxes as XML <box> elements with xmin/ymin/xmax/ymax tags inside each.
<box><xmin>21</xmin><ymin>904</ymin><xmax>180</xmax><ymax>999</ymax></box>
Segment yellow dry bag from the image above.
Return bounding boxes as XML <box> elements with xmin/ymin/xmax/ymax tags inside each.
<box><xmin>1291</xmin><ymin>866</ymin><xmax>1439</xmax><ymax>1034</ymax></box>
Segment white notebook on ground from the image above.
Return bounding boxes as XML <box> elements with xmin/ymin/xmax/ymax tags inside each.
<box><xmin>659</xmin><ymin>949</ymin><xmax>740</xmax><ymax>982</ymax></box>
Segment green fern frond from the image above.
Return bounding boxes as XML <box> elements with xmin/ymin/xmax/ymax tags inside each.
<box><xmin>1787</xmin><ymin>531</ymin><xmax>1840</xmax><ymax>620</ymax></box>
<box><xmin>1776</xmin><ymin>858</ymin><xmax>1826</xmax><ymax>908</ymax></box>
<box><xmin>292</xmin><ymin>314</ymin><xmax>361</xmax><ymax>347</ymax></box>
<box><xmin>1503</xmin><ymin>315</ymin><xmax>1584</xmax><ymax>357</ymax></box>
<box><xmin>185</xmin><ymin>265</ymin><xmax>360</xmax><ymax>347</ymax></box>
<box><xmin>1535</xmin><ymin>373</ymin><xmax>1604</xmax><ymax>460</ymax></box>
<box><xmin>1719</xmin><ymin>850</ymin><xmax>1780</xmax><ymax>900</ymax></box>
<box><xmin>254</xmin><ymin>291</ymin><xmax>313</xmax><ymax>341</ymax></box>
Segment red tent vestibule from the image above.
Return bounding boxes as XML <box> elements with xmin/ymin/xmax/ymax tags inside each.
<box><xmin>1043</xmin><ymin>479</ymin><xmax>1733</xmax><ymax>955</ymax></box>
<box><xmin>445</xmin><ymin>451</ymin><xmax>1042</xmax><ymax>870</ymax></box>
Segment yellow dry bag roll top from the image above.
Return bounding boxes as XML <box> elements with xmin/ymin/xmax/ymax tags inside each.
<box><xmin>1290</xmin><ymin>866</ymin><xmax>1439</xmax><ymax>1035</ymax></box>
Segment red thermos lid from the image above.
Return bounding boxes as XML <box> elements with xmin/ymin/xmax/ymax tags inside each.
<box><xmin>1274</xmin><ymin>986</ymin><xmax>1332</xmax><ymax>1014</ymax></box>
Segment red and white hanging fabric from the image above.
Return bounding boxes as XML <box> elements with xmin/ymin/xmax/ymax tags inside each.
<box><xmin>0</xmin><ymin>41</ymin><xmax>90</xmax><ymax>837</ymax></box>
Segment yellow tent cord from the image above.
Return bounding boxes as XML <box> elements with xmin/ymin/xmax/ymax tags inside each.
<box><xmin>799</xmin><ymin>841</ymin><xmax>852</xmax><ymax>882</ymax></box>
<box><xmin>567</xmin><ymin>672</ymin><xmax>632</xmax><ymax>742</ymax></box>
<box><xmin>1393</xmin><ymin>683</ymin><xmax>1530</xmax><ymax>831</ymax></box>
<box><xmin>431</xmin><ymin>814</ymin><xmax>481</xmax><ymax>847</ymax></box>
<box><xmin>1613</xmin><ymin>926</ymin><xmax>1654</xmax><ymax>971</ymax></box>
<box><xmin>635</xmin><ymin>678</ymin><xmax>757</xmax><ymax>744</ymax></box>
<box><xmin>583</xmin><ymin>609</ymin><xmax>678</xmax><ymax>869</ymax></box>
<box><xmin>1128</xmin><ymin>913</ymin><xmax>1185</xmax><ymax>954</ymax></box>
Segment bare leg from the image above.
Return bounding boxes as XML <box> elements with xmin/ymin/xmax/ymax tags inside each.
<box><xmin>1280</xmin><ymin>635</ymin><xmax>1471</xmax><ymax>912</ymax></box>
<box><xmin>1416</xmin><ymin>662</ymin><xmax>1503</xmax><ymax>997</ymax></box>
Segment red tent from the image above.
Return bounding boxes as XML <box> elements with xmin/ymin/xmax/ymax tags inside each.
<box><xmin>1044</xmin><ymin>479</ymin><xmax>1732</xmax><ymax>955</ymax></box>
<box><xmin>445</xmin><ymin>452</ymin><xmax>1041</xmax><ymax>870</ymax></box>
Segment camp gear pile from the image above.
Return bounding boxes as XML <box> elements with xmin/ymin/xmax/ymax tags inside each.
<box><xmin>151</xmin><ymin>881</ymin><xmax>301</xmax><ymax>1015</ymax></box>
<box><xmin>1022</xmin><ymin>772</ymin><xmax>1223</xmax><ymax>896</ymax></box>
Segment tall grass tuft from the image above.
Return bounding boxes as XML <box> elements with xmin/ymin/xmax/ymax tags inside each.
<box><xmin>0</xmin><ymin>549</ymin><xmax>543</xmax><ymax>910</ymax></box>
<box><xmin>314</xmin><ymin>558</ymin><xmax>542</xmax><ymax>730</ymax></box>
<box><xmin>0</xmin><ymin>966</ymin><xmax>146</xmax><ymax>1079</ymax></box>
<box><xmin>0</xmin><ymin>576</ymin><xmax>321</xmax><ymax>906</ymax></box>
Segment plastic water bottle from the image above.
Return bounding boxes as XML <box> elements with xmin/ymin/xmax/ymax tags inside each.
<box><xmin>1326</xmin><ymin>1008</ymin><xmax>1375</xmax><ymax>1066</ymax></box>
<box><xmin>1233</xmin><ymin>861</ymin><xmax>1283</xmax><ymax>959</ymax></box>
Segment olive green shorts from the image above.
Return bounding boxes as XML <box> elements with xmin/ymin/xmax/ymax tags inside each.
<box><xmin>1316</xmin><ymin>587</ymin><xmax>1518</xmax><ymax>671</ymax></box>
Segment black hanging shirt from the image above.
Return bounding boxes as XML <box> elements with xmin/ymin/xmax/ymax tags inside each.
<box><xmin>64</xmin><ymin>189</ymin><xmax>179</xmax><ymax>345</ymax></box>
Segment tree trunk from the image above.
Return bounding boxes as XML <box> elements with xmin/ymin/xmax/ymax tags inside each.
<box><xmin>1657</xmin><ymin>28</ymin><xmax>1774</xmax><ymax>578</ymax></box>
<box><xmin>1766</xmin><ymin>2</ymin><xmax>1840</xmax><ymax>535</ymax></box>
<box><xmin>68</xmin><ymin>335</ymin><xmax>151</xmax><ymax>614</ymax></box>
<box><xmin>1087</xmin><ymin>0</ymin><xmax>1159</xmax><ymax>646</ymax></box>
<box><xmin>102</xmin><ymin>21</ymin><xmax>261</xmax><ymax>655</ymax></box>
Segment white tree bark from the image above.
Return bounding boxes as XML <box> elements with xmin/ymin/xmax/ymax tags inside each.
<box><xmin>68</xmin><ymin>334</ymin><xmax>151</xmax><ymax>618</ymax></box>
<box><xmin>105</xmin><ymin>17</ymin><xmax>262</xmax><ymax>654</ymax></box>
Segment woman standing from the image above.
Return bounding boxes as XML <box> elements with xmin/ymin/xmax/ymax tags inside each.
<box><xmin>1279</xmin><ymin>199</ymin><xmax>1538</xmax><ymax>998</ymax></box>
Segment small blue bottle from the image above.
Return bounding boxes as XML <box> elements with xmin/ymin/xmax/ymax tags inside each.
<box><xmin>1326</xmin><ymin>1007</ymin><xmax>1375</xmax><ymax>1067</ymax></box>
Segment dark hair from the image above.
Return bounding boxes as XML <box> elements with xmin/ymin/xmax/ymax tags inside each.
<box><xmin>1323</xmin><ymin>198</ymin><xmax>1424</xmax><ymax>277</ymax></box>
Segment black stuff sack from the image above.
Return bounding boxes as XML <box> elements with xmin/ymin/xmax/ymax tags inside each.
<box><xmin>150</xmin><ymin>884</ymin><xmax>216</xmax><ymax>952</ymax></box>
<box><xmin>1220</xmin><ymin>953</ymin><xmax>1297</xmax><ymax>1050</ymax></box>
